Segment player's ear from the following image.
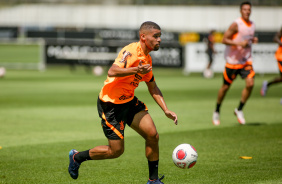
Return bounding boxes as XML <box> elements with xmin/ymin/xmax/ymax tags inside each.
<box><xmin>140</xmin><ymin>33</ymin><xmax>146</xmax><ymax>42</ymax></box>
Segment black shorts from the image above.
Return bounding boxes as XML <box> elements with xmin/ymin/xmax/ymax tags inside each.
<box><xmin>97</xmin><ymin>96</ymin><xmax>148</xmax><ymax>140</ymax></box>
<box><xmin>223</xmin><ymin>64</ymin><xmax>255</xmax><ymax>85</ymax></box>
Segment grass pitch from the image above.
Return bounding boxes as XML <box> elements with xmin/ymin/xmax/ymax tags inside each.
<box><xmin>0</xmin><ymin>67</ymin><xmax>281</xmax><ymax>184</ymax></box>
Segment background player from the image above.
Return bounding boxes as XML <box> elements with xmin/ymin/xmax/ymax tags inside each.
<box><xmin>212</xmin><ymin>1</ymin><xmax>258</xmax><ymax>125</ymax></box>
<box><xmin>68</xmin><ymin>21</ymin><xmax>178</xmax><ymax>184</ymax></box>
<box><xmin>261</xmin><ymin>27</ymin><xmax>282</xmax><ymax>96</ymax></box>
<box><xmin>203</xmin><ymin>29</ymin><xmax>216</xmax><ymax>78</ymax></box>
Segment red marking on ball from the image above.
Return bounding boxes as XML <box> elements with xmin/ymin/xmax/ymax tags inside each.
<box><xmin>176</xmin><ymin>149</ymin><xmax>186</xmax><ymax>160</ymax></box>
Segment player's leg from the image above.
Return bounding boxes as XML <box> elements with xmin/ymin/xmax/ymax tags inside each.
<box><xmin>213</xmin><ymin>67</ymin><xmax>234</xmax><ymax>125</ymax></box>
<box><xmin>261</xmin><ymin>60</ymin><xmax>282</xmax><ymax>96</ymax></box>
<box><xmin>204</xmin><ymin>51</ymin><xmax>214</xmax><ymax>78</ymax></box>
<box><xmin>216</xmin><ymin>83</ymin><xmax>231</xmax><ymax>105</ymax></box>
<box><xmin>267</xmin><ymin>74</ymin><xmax>282</xmax><ymax>86</ymax></box>
<box><xmin>68</xmin><ymin>98</ymin><xmax>126</xmax><ymax>179</ymax></box>
<box><xmin>68</xmin><ymin>139</ymin><xmax>124</xmax><ymax>179</ymax></box>
<box><xmin>212</xmin><ymin>83</ymin><xmax>230</xmax><ymax>125</ymax></box>
<box><xmin>88</xmin><ymin>139</ymin><xmax>124</xmax><ymax>160</ymax></box>
<box><xmin>216</xmin><ymin>67</ymin><xmax>235</xmax><ymax>110</ymax></box>
<box><xmin>234</xmin><ymin>65</ymin><xmax>255</xmax><ymax>124</ymax></box>
<box><xmin>240</xmin><ymin>77</ymin><xmax>254</xmax><ymax>104</ymax></box>
<box><xmin>207</xmin><ymin>51</ymin><xmax>213</xmax><ymax>69</ymax></box>
<box><xmin>130</xmin><ymin>110</ymin><xmax>162</xmax><ymax>182</ymax></box>
<box><xmin>131</xmin><ymin>111</ymin><xmax>159</xmax><ymax>161</ymax></box>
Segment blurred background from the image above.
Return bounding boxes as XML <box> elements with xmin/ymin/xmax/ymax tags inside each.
<box><xmin>0</xmin><ymin>0</ymin><xmax>281</xmax><ymax>74</ymax></box>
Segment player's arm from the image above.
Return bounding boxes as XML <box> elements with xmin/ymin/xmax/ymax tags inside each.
<box><xmin>146</xmin><ymin>81</ymin><xmax>178</xmax><ymax>125</ymax></box>
<box><xmin>108</xmin><ymin>61</ymin><xmax>152</xmax><ymax>77</ymax></box>
<box><xmin>274</xmin><ymin>29</ymin><xmax>282</xmax><ymax>46</ymax></box>
<box><xmin>222</xmin><ymin>22</ymin><xmax>249</xmax><ymax>47</ymax></box>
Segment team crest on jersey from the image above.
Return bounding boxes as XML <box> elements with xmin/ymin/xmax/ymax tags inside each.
<box><xmin>120</xmin><ymin>50</ymin><xmax>132</xmax><ymax>63</ymax></box>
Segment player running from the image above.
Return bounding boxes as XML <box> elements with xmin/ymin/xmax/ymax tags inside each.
<box><xmin>212</xmin><ymin>1</ymin><xmax>258</xmax><ymax>125</ymax></box>
<box><xmin>68</xmin><ymin>21</ymin><xmax>178</xmax><ymax>184</ymax></box>
<box><xmin>261</xmin><ymin>27</ymin><xmax>282</xmax><ymax>96</ymax></box>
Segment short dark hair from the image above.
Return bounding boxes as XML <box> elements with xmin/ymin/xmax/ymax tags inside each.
<box><xmin>139</xmin><ymin>21</ymin><xmax>161</xmax><ymax>31</ymax></box>
<box><xmin>240</xmin><ymin>1</ymin><xmax>252</xmax><ymax>9</ymax></box>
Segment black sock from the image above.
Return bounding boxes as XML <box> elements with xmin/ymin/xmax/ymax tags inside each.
<box><xmin>148</xmin><ymin>160</ymin><xmax>159</xmax><ymax>180</ymax></box>
<box><xmin>238</xmin><ymin>101</ymin><xmax>245</xmax><ymax>111</ymax></box>
<box><xmin>74</xmin><ymin>150</ymin><xmax>92</xmax><ymax>163</ymax></box>
<box><xmin>215</xmin><ymin>103</ymin><xmax>221</xmax><ymax>113</ymax></box>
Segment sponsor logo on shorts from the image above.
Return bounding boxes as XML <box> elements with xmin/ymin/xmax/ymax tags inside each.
<box><xmin>231</xmin><ymin>74</ymin><xmax>236</xmax><ymax>79</ymax></box>
<box><xmin>244</xmin><ymin>65</ymin><xmax>253</xmax><ymax>70</ymax></box>
<box><xmin>119</xmin><ymin>121</ymin><xmax>124</xmax><ymax>130</ymax></box>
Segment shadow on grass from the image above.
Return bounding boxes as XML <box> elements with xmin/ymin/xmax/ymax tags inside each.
<box><xmin>245</xmin><ymin>122</ymin><xmax>267</xmax><ymax>126</ymax></box>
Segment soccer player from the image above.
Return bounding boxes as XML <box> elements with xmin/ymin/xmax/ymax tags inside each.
<box><xmin>260</xmin><ymin>27</ymin><xmax>282</xmax><ymax>96</ymax></box>
<box><xmin>212</xmin><ymin>1</ymin><xmax>258</xmax><ymax>125</ymax></box>
<box><xmin>203</xmin><ymin>29</ymin><xmax>216</xmax><ymax>78</ymax></box>
<box><xmin>68</xmin><ymin>21</ymin><xmax>178</xmax><ymax>184</ymax></box>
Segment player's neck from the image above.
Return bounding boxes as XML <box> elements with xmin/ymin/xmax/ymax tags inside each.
<box><xmin>241</xmin><ymin>16</ymin><xmax>250</xmax><ymax>23</ymax></box>
<box><xmin>140</xmin><ymin>41</ymin><xmax>150</xmax><ymax>55</ymax></box>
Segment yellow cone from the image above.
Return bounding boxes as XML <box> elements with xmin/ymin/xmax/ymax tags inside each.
<box><xmin>240</xmin><ymin>156</ymin><xmax>252</xmax><ymax>159</ymax></box>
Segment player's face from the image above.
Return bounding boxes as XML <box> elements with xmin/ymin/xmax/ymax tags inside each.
<box><xmin>145</xmin><ymin>28</ymin><xmax>161</xmax><ymax>51</ymax></box>
<box><xmin>240</xmin><ymin>4</ymin><xmax>251</xmax><ymax>21</ymax></box>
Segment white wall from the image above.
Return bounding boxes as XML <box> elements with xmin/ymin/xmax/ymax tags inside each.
<box><xmin>0</xmin><ymin>4</ymin><xmax>281</xmax><ymax>31</ymax></box>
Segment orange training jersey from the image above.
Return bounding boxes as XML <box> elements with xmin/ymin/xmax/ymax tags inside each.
<box><xmin>275</xmin><ymin>37</ymin><xmax>282</xmax><ymax>61</ymax></box>
<box><xmin>224</xmin><ymin>17</ymin><xmax>255</xmax><ymax>65</ymax></box>
<box><xmin>99</xmin><ymin>42</ymin><xmax>155</xmax><ymax>104</ymax></box>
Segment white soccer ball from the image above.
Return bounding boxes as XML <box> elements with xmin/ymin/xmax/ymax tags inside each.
<box><xmin>172</xmin><ymin>143</ymin><xmax>198</xmax><ymax>169</ymax></box>
<box><xmin>93</xmin><ymin>66</ymin><xmax>104</xmax><ymax>76</ymax></box>
<box><xmin>0</xmin><ymin>67</ymin><xmax>6</xmax><ymax>78</ymax></box>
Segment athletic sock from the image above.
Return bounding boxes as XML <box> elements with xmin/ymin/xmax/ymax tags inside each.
<box><xmin>238</xmin><ymin>101</ymin><xmax>245</xmax><ymax>111</ymax></box>
<box><xmin>215</xmin><ymin>103</ymin><xmax>221</xmax><ymax>113</ymax></box>
<box><xmin>74</xmin><ymin>150</ymin><xmax>92</xmax><ymax>163</ymax></box>
<box><xmin>148</xmin><ymin>160</ymin><xmax>159</xmax><ymax>180</ymax></box>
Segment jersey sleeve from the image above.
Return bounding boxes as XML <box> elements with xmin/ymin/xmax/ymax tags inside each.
<box><xmin>142</xmin><ymin>72</ymin><xmax>154</xmax><ymax>82</ymax></box>
<box><xmin>113</xmin><ymin>46</ymin><xmax>137</xmax><ymax>68</ymax></box>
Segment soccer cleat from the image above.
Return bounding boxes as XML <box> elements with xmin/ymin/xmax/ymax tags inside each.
<box><xmin>260</xmin><ymin>80</ymin><xmax>268</xmax><ymax>96</ymax></box>
<box><xmin>68</xmin><ymin>149</ymin><xmax>81</xmax><ymax>179</ymax></box>
<box><xmin>212</xmin><ymin>111</ymin><xmax>220</xmax><ymax>125</ymax></box>
<box><xmin>147</xmin><ymin>175</ymin><xmax>165</xmax><ymax>184</ymax></box>
<box><xmin>234</xmin><ymin>108</ymin><xmax>246</xmax><ymax>125</ymax></box>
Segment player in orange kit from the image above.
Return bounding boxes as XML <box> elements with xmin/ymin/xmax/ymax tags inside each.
<box><xmin>260</xmin><ymin>27</ymin><xmax>282</xmax><ymax>96</ymax></box>
<box><xmin>68</xmin><ymin>21</ymin><xmax>178</xmax><ymax>184</ymax></box>
<box><xmin>212</xmin><ymin>1</ymin><xmax>258</xmax><ymax>125</ymax></box>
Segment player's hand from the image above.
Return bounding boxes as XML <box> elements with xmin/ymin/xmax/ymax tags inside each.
<box><xmin>165</xmin><ymin>110</ymin><xmax>178</xmax><ymax>125</ymax></box>
<box><xmin>239</xmin><ymin>40</ymin><xmax>249</xmax><ymax>47</ymax></box>
<box><xmin>137</xmin><ymin>61</ymin><xmax>152</xmax><ymax>74</ymax></box>
<box><xmin>252</xmin><ymin>37</ymin><xmax>258</xmax><ymax>43</ymax></box>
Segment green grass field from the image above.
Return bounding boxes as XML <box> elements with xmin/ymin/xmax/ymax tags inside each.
<box><xmin>0</xmin><ymin>44</ymin><xmax>40</xmax><ymax>63</ymax></box>
<box><xmin>0</xmin><ymin>67</ymin><xmax>282</xmax><ymax>184</ymax></box>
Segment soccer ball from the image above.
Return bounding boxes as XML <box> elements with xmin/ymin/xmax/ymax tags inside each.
<box><xmin>172</xmin><ymin>143</ymin><xmax>198</xmax><ymax>169</ymax></box>
<box><xmin>0</xmin><ymin>67</ymin><xmax>6</xmax><ymax>78</ymax></box>
<box><xmin>93</xmin><ymin>66</ymin><xmax>103</xmax><ymax>76</ymax></box>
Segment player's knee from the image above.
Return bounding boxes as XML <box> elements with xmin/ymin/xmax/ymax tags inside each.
<box><xmin>110</xmin><ymin>147</ymin><xmax>124</xmax><ymax>158</ymax></box>
<box><xmin>147</xmin><ymin>131</ymin><xmax>159</xmax><ymax>143</ymax></box>
<box><xmin>246</xmin><ymin>81</ymin><xmax>254</xmax><ymax>89</ymax></box>
<box><xmin>221</xmin><ymin>84</ymin><xmax>230</xmax><ymax>92</ymax></box>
